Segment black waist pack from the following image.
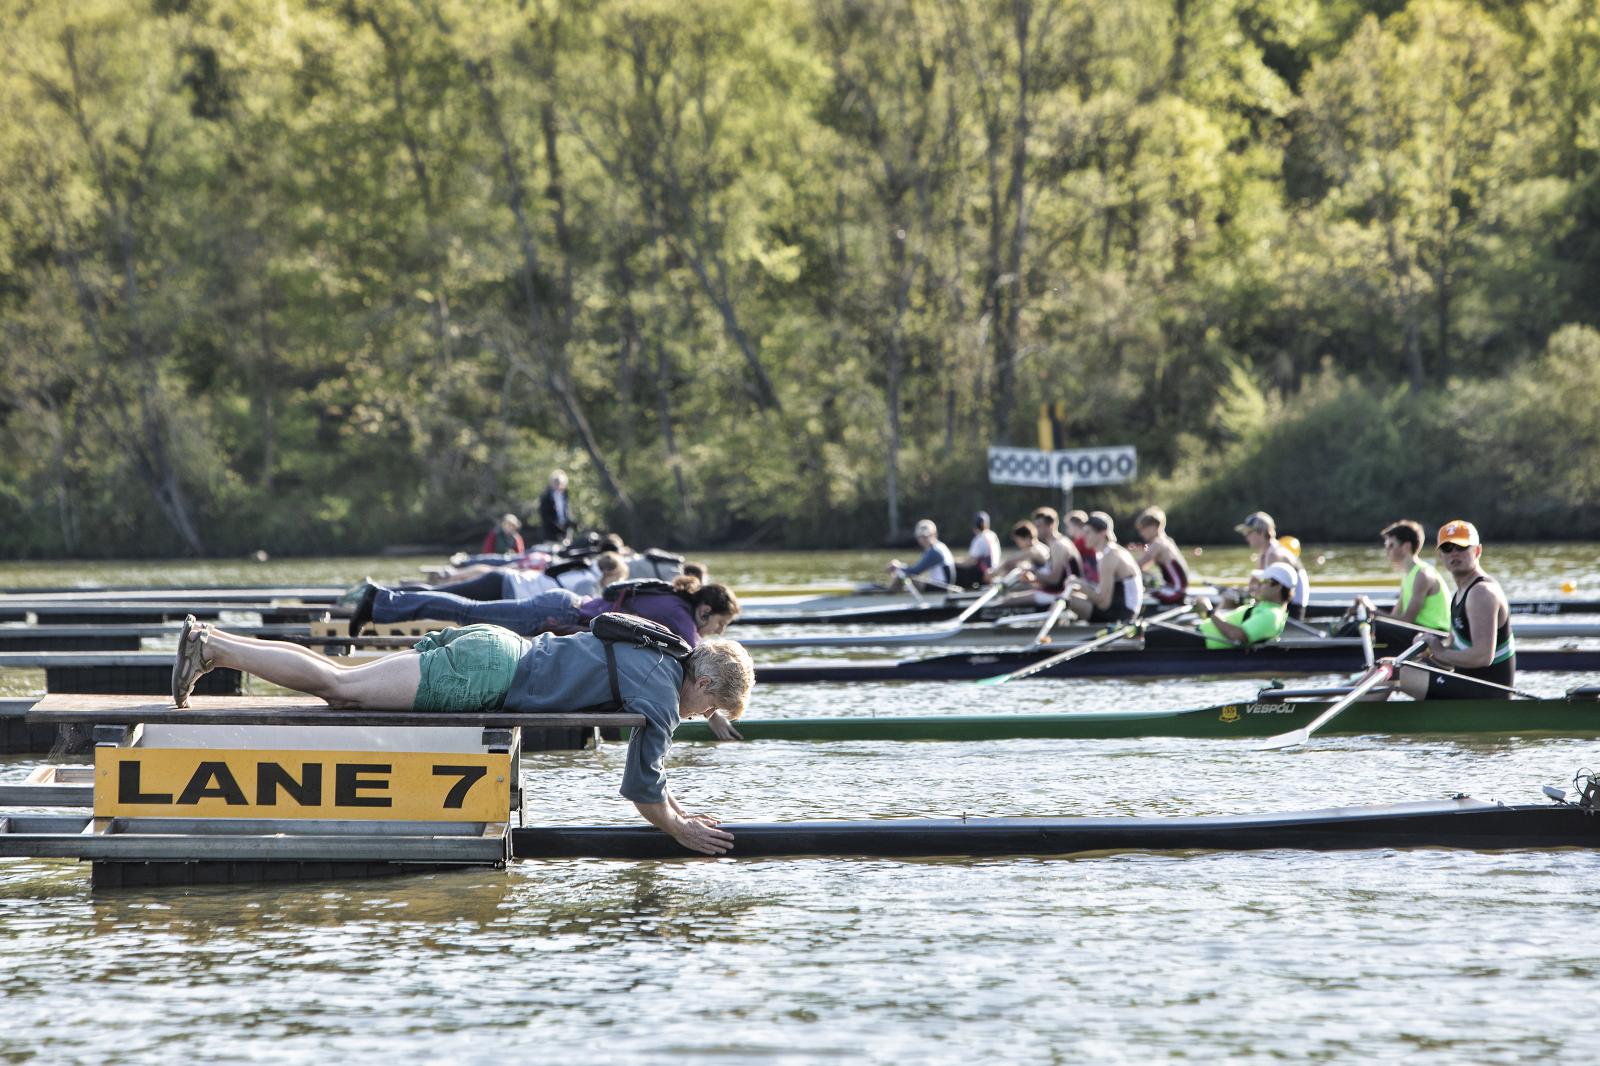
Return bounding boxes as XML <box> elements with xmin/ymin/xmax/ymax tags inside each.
<box><xmin>583</xmin><ymin>612</ymin><xmax>691</xmax><ymax>713</ymax></box>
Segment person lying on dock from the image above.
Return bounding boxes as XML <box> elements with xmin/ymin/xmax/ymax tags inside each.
<box><xmin>1186</xmin><ymin>562</ymin><xmax>1294</xmax><ymax>649</ymax></box>
<box><xmin>1060</xmin><ymin>512</ymin><xmax>1143</xmax><ymax>623</ymax></box>
<box><xmin>171</xmin><ymin>617</ymin><xmax>755</xmax><ymax>855</ymax></box>
<box><xmin>387</xmin><ymin>552</ymin><xmax>626</xmax><ymax>605</ymax></box>
<box><xmin>349</xmin><ymin>574</ymin><xmax>739</xmax><ymax>647</ymax></box>
<box><xmin>886</xmin><ymin>519</ymin><xmax>956</xmax><ymax>589</ymax></box>
<box><xmin>346</xmin><ymin>574</ymin><xmax>745</xmax><ymax>739</ymax></box>
<box><xmin>1396</xmin><ymin>521</ymin><xmax>1517</xmax><ymax>701</ymax></box>
<box><xmin>1131</xmin><ymin>506</ymin><xmax>1190</xmax><ymax>606</ymax></box>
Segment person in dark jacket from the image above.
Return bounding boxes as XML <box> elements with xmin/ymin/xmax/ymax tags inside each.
<box><xmin>537</xmin><ymin>470</ymin><xmax>572</xmax><ymax>543</ymax></box>
<box><xmin>170</xmin><ymin>618</ymin><xmax>754</xmax><ymax>855</ymax></box>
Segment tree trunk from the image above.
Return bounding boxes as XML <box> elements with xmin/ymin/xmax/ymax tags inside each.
<box><xmin>457</xmin><ymin>49</ymin><xmax>637</xmax><ymax>519</ymax></box>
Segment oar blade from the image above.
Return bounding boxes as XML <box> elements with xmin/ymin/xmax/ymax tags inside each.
<box><xmin>1258</xmin><ymin>727</ymin><xmax>1310</xmax><ymax>751</ymax></box>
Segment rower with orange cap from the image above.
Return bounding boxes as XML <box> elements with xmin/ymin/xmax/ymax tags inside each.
<box><xmin>1397</xmin><ymin>520</ymin><xmax>1517</xmax><ymax>700</ymax></box>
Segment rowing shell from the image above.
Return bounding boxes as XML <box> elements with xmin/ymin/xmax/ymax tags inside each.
<box><xmin>737</xmin><ymin>617</ymin><xmax>1600</xmax><ymax>651</ymax></box>
<box><xmin>750</xmin><ymin>643</ymin><xmax>1600</xmax><ymax>683</ymax></box>
<box><xmin>735</xmin><ymin>595</ymin><xmax>1600</xmax><ymax>627</ymax></box>
<box><xmin>510</xmin><ymin>798</ymin><xmax>1600</xmax><ymax>859</ymax></box>
<box><xmin>674</xmin><ymin>695</ymin><xmax>1600</xmax><ymax>741</ymax></box>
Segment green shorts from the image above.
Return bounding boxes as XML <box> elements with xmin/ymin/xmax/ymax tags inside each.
<box><xmin>412</xmin><ymin>625</ymin><xmax>527</xmax><ymax>712</ymax></box>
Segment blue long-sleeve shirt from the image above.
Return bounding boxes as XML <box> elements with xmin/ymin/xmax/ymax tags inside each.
<box><xmin>502</xmin><ymin>631</ymin><xmax>684</xmax><ymax>804</ymax></box>
<box><xmin>902</xmin><ymin>541</ymin><xmax>955</xmax><ymax>585</ymax></box>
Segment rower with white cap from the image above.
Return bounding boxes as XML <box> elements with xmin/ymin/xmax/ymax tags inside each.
<box><xmin>1190</xmin><ymin>561</ymin><xmax>1296</xmax><ymax>649</ymax></box>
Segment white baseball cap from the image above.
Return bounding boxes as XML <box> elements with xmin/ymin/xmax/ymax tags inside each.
<box><xmin>1251</xmin><ymin>561</ymin><xmax>1299</xmax><ymax>590</ymax></box>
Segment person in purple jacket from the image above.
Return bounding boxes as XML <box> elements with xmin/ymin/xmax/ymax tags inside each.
<box><xmin>351</xmin><ymin>574</ymin><xmax>738</xmax><ymax>647</ymax></box>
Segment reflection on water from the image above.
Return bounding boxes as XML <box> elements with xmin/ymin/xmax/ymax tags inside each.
<box><xmin>1</xmin><ymin>552</ymin><xmax>1600</xmax><ymax>1060</ymax></box>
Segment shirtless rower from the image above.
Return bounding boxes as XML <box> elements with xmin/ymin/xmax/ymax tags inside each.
<box><xmin>1063</xmin><ymin>512</ymin><xmax>1142</xmax><ymax>623</ymax></box>
<box><xmin>1235</xmin><ymin>511</ymin><xmax>1311</xmax><ymax>619</ymax></box>
<box><xmin>989</xmin><ymin>520</ymin><xmax>1050</xmax><ymax>584</ymax></box>
<box><xmin>1132</xmin><ymin>506</ymin><xmax>1190</xmax><ymax>605</ymax></box>
<box><xmin>1005</xmin><ymin>508</ymin><xmax>1083</xmax><ymax>606</ymax></box>
<box><xmin>1397</xmin><ymin>520</ymin><xmax>1517</xmax><ymax>701</ymax></box>
<box><xmin>1064</xmin><ymin>510</ymin><xmax>1098</xmax><ymax>584</ymax></box>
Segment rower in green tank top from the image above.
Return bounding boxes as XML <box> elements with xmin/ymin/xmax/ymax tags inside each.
<box><xmin>1366</xmin><ymin>519</ymin><xmax>1449</xmax><ymax>632</ymax></box>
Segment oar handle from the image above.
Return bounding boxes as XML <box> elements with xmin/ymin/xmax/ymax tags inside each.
<box><xmin>1265</xmin><ymin>641</ymin><xmax>1428</xmax><ymax>749</ymax></box>
<box><xmin>953</xmin><ymin>573</ymin><xmax>1018</xmax><ymax>626</ymax></box>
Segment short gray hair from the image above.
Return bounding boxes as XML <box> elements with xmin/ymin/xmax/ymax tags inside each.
<box><xmin>686</xmin><ymin>638</ymin><xmax>756</xmax><ymax>719</ymax></box>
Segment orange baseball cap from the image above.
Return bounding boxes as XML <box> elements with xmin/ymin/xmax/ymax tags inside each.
<box><xmin>1437</xmin><ymin>520</ymin><xmax>1480</xmax><ymax>548</ymax></box>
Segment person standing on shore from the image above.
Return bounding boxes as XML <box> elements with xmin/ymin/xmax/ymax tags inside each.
<box><xmin>481</xmin><ymin>513</ymin><xmax>524</xmax><ymax>556</ymax></box>
<box><xmin>538</xmin><ymin>470</ymin><xmax>573</xmax><ymax>544</ymax></box>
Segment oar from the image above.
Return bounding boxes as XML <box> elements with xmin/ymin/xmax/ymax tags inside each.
<box><xmin>892</xmin><ymin>566</ymin><xmax>927</xmax><ymax>605</ymax></box>
<box><xmin>977</xmin><ymin>604</ymin><xmax>1189</xmax><ymax>686</ymax></box>
<box><xmin>1260</xmin><ymin>642</ymin><xmax>1427</xmax><ymax>750</ymax></box>
<box><xmin>950</xmin><ymin>574</ymin><xmax>1017</xmax><ymax>627</ymax></box>
<box><xmin>1399</xmin><ymin>660</ymin><xmax>1542</xmax><ymax>700</ymax></box>
<box><xmin>1032</xmin><ymin>598</ymin><xmax>1068</xmax><ymax>644</ymax></box>
<box><xmin>1357</xmin><ymin>605</ymin><xmax>1375</xmax><ymax>670</ymax></box>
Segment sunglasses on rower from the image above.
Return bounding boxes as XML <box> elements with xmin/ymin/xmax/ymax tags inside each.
<box><xmin>1438</xmin><ymin>542</ymin><xmax>1473</xmax><ymax>554</ymax></box>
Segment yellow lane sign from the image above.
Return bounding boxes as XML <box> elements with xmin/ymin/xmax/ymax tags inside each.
<box><xmin>95</xmin><ymin>747</ymin><xmax>512</xmax><ymax>822</ymax></box>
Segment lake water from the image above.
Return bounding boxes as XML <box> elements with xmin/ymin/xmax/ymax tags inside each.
<box><xmin>2</xmin><ymin>546</ymin><xmax>1599</xmax><ymax>1062</ymax></box>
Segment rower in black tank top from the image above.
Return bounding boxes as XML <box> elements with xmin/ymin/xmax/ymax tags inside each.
<box><xmin>1426</xmin><ymin>574</ymin><xmax>1517</xmax><ymax>700</ymax></box>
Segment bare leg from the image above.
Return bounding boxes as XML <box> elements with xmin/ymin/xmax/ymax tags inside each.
<box><xmin>1397</xmin><ymin>663</ymin><xmax>1431</xmax><ymax>700</ymax></box>
<box><xmin>201</xmin><ymin>629</ymin><xmax>422</xmax><ymax>709</ymax></box>
<box><xmin>1064</xmin><ymin>590</ymin><xmax>1093</xmax><ymax>621</ymax></box>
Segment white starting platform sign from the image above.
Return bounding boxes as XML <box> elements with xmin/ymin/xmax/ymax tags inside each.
<box><xmin>987</xmin><ymin>446</ymin><xmax>1137</xmax><ymax>488</ymax></box>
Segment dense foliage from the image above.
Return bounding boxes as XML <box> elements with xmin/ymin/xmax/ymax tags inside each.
<box><xmin>1</xmin><ymin>0</ymin><xmax>1596</xmax><ymax>557</ymax></box>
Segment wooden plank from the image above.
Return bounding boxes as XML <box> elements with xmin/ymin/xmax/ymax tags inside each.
<box><xmin>28</xmin><ymin>693</ymin><xmax>645</xmax><ymax>728</ymax></box>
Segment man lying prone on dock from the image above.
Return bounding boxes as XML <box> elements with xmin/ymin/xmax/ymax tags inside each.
<box><xmin>170</xmin><ymin>616</ymin><xmax>755</xmax><ymax>855</ymax></box>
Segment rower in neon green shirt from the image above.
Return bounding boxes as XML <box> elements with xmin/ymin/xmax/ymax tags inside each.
<box><xmin>1373</xmin><ymin>520</ymin><xmax>1449</xmax><ymax>632</ymax></box>
<box><xmin>1191</xmin><ymin>562</ymin><xmax>1294</xmax><ymax>649</ymax></box>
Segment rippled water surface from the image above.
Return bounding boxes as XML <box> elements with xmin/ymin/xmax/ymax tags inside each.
<box><xmin>3</xmin><ymin>549</ymin><xmax>1600</xmax><ymax>1062</ymax></box>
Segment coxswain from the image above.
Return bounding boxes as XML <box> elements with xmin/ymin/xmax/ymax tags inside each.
<box><xmin>1062</xmin><ymin>512</ymin><xmax>1142</xmax><ymax>622</ymax></box>
<box><xmin>1189</xmin><ymin>562</ymin><xmax>1294</xmax><ymax>649</ymax></box>
<box><xmin>1398</xmin><ymin>520</ymin><xmax>1516</xmax><ymax>700</ymax></box>
<box><xmin>1235</xmin><ymin>511</ymin><xmax>1311</xmax><ymax>619</ymax></box>
<box><xmin>1132</xmin><ymin>506</ymin><xmax>1189</xmax><ymax>605</ymax></box>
